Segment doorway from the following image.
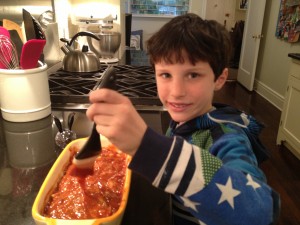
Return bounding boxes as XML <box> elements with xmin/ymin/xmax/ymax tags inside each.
<box><xmin>203</xmin><ymin>0</ymin><xmax>247</xmax><ymax>81</ymax></box>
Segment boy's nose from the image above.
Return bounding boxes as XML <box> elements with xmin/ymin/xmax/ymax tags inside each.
<box><xmin>170</xmin><ymin>79</ymin><xmax>186</xmax><ymax>97</ymax></box>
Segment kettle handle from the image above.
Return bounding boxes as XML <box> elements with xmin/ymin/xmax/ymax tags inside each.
<box><xmin>69</xmin><ymin>31</ymin><xmax>100</xmax><ymax>46</ymax></box>
<box><xmin>60</xmin><ymin>37</ymin><xmax>71</xmax><ymax>45</ymax></box>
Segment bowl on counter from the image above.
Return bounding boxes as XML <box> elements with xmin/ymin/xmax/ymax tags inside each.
<box><xmin>87</xmin><ymin>31</ymin><xmax>121</xmax><ymax>59</ymax></box>
<box><xmin>32</xmin><ymin>136</ymin><xmax>131</xmax><ymax>225</ymax></box>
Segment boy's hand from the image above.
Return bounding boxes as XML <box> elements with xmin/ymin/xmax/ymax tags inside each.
<box><xmin>86</xmin><ymin>89</ymin><xmax>147</xmax><ymax>156</ymax></box>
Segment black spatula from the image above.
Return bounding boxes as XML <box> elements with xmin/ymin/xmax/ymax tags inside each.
<box><xmin>72</xmin><ymin>66</ymin><xmax>116</xmax><ymax>168</ymax></box>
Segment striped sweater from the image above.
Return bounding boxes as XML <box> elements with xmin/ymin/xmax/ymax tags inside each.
<box><xmin>129</xmin><ymin>104</ymin><xmax>280</xmax><ymax>225</ymax></box>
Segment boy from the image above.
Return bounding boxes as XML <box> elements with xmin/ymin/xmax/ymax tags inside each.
<box><xmin>86</xmin><ymin>13</ymin><xmax>280</xmax><ymax>225</ymax></box>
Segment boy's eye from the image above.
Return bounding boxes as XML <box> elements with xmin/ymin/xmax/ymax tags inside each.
<box><xmin>160</xmin><ymin>73</ymin><xmax>171</xmax><ymax>78</ymax></box>
<box><xmin>189</xmin><ymin>73</ymin><xmax>200</xmax><ymax>78</ymax></box>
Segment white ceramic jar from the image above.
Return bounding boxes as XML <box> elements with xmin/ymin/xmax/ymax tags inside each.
<box><xmin>0</xmin><ymin>62</ymin><xmax>51</xmax><ymax>122</ymax></box>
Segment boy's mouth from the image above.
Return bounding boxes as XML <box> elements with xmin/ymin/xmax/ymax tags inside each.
<box><xmin>168</xmin><ymin>102</ymin><xmax>191</xmax><ymax>112</ymax></box>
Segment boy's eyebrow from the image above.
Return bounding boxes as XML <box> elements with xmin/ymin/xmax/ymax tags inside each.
<box><xmin>154</xmin><ymin>69</ymin><xmax>169</xmax><ymax>73</ymax></box>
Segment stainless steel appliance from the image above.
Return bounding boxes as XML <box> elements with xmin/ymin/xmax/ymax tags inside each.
<box><xmin>87</xmin><ymin>31</ymin><xmax>121</xmax><ymax>63</ymax></box>
<box><xmin>73</xmin><ymin>15</ymin><xmax>121</xmax><ymax>63</ymax></box>
<box><xmin>48</xmin><ymin>63</ymin><xmax>170</xmax><ymax>136</ymax></box>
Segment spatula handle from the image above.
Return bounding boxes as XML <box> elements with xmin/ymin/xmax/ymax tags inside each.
<box><xmin>96</xmin><ymin>66</ymin><xmax>116</xmax><ymax>90</ymax></box>
<box><xmin>74</xmin><ymin>66</ymin><xmax>117</xmax><ymax>161</ymax></box>
<box><xmin>75</xmin><ymin>123</ymin><xmax>101</xmax><ymax>159</ymax></box>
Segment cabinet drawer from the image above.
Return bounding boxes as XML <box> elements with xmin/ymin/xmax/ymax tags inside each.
<box><xmin>290</xmin><ymin>59</ymin><xmax>300</xmax><ymax>79</ymax></box>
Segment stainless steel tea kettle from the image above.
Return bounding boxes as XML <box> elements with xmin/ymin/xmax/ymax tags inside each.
<box><xmin>60</xmin><ymin>31</ymin><xmax>101</xmax><ymax>72</ymax></box>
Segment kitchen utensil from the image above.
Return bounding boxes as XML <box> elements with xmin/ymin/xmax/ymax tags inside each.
<box><xmin>61</xmin><ymin>31</ymin><xmax>101</xmax><ymax>72</ymax></box>
<box><xmin>32</xmin><ymin>15</ymin><xmax>46</xmax><ymax>39</ymax></box>
<box><xmin>20</xmin><ymin>39</ymin><xmax>46</xmax><ymax>69</ymax></box>
<box><xmin>0</xmin><ymin>26</ymin><xmax>11</xmax><ymax>69</ymax></box>
<box><xmin>87</xmin><ymin>31</ymin><xmax>121</xmax><ymax>58</ymax></box>
<box><xmin>68</xmin><ymin>112</ymin><xmax>76</xmax><ymax>130</ymax></box>
<box><xmin>37</xmin><ymin>10</ymin><xmax>54</xmax><ymax>29</ymax></box>
<box><xmin>53</xmin><ymin>115</ymin><xmax>63</xmax><ymax>133</ymax></box>
<box><xmin>0</xmin><ymin>26</ymin><xmax>10</xmax><ymax>38</ymax></box>
<box><xmin>8</xmin><ymin>30</ymin><xmax>23</xmax><ymax>59</ymax></box>
<box><xmin>22</xmin><ymin>8</ymin><xmax>46</xmax><ymax>41</ymax></box>
<box><xmin>0</xmin><ymin>35</ymin><xmax>19</xmax><ymax>69</ymax></box>
<box><xmin>2</xmin><ymin>19</ymin><xmax>24</xmax><ymax>42</ymax></box>
<box><xmin>73</xmin><ymin>66</ymin><xmax>116</xmax><ymax>169</ymax></box>
<box><xmin>53</xmin><ymin>114</ymin><xmax>77</xmax><ymax>149</ymax></box>
<box><xmin>22</xmin><ymin>9</ymin><xmax>35</xmax><ymax>41</ymax></box>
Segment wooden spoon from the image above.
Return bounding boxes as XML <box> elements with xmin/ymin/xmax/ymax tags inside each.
<box><xmin>2</xmin><ymin>19</ymin><xmax>24</xmax><ymax>43</ymax></box>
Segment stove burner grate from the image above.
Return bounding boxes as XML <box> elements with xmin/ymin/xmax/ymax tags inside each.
<box><xmin>49</xmin><ymin>65</ymin><xmax>162</xmax><ymax>108</ymax></box>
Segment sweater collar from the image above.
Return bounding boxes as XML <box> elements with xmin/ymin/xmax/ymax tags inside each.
<box><xmin>167</xmin><ymin>103</ymin><xmax>263</xmax><ymax>137</ymax></box>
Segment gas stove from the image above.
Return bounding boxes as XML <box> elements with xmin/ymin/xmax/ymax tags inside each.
<box><xmin>48</xmin><ymin>64</ymin><xmax>163</xmax><ymax>110</ymax></box>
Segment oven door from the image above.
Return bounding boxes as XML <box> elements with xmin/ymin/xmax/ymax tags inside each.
<box><xmin>52</xmin><ymin>109</ymin><xmax>170</xmax><ymax>139</ymax></box>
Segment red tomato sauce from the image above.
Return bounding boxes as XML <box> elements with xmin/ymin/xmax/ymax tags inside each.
<box><xmin>43</xmin><ymin>145</ymin><xmax>127</xmax><ymax>219</ymax></box>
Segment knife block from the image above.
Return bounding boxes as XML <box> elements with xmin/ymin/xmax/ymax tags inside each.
<box><xmin>0</xmin><ymin>62</ymin><xmax>51</xmax><ymax>122</ymax></box>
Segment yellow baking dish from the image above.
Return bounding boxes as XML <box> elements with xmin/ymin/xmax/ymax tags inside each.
<box><xmin>32</xmin><ymin>136</ymin><xmax>131</xmax><ymax>225</ymax></box>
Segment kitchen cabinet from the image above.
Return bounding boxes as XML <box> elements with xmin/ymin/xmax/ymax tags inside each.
<box><xmin>277</xmin><ymin>57</ymin><xmax>300</xmax><ymax>159</ymax></box>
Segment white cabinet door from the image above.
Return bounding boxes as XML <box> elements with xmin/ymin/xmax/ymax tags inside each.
<box><xmin>237</xmin><ymin>0</ymin><xmax>266</xmax><ymax>91</ymax></box>
<box><xmin>277</xmin><ymin>59</ymin><xmax>300</xmax><ymax>159</ymax></box>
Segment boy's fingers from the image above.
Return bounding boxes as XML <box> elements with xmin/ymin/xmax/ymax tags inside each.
<box><xmin>89</xmin><ymin>89</ymin><xmax>125</xmax><ymax>104</ymax></box>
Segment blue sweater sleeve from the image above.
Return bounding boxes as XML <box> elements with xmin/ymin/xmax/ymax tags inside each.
<box><xmin>129</xmin><ymin>127</ymin><xmax>275</xmax><ymax>225</ymax></box>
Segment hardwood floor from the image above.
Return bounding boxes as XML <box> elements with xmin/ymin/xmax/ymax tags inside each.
<box><xmin>214</xmin><ymin>81</ymin><xmax>300</xmax><ymax>225</ymax></box>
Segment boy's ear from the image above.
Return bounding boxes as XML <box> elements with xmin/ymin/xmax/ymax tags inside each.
<box><xmin>214</xmin><ymin>68</ymin><xmax>228</xmax><ymax>91</ymax></box>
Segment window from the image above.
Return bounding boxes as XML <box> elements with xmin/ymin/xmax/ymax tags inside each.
<box><xmin>126</xmin><ymin>0</ymin><xmax>190</xmax><ymax>17</ymax></box>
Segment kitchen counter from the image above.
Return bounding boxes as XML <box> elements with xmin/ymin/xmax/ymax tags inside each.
<box><xmin>0</xmin><ymin>112</ymin><xmax>171</xmax><ymax>225</ymax></box>
<box><xmin>0</xmin><ymin>52</ymin><xmax>172</xmax><ymax>225</ymax></box>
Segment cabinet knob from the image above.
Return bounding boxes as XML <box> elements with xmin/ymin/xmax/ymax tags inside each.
<box><xmin>252</xmin><ymin>34</ymin><xmax>263</xmax><ymax>39</ymax></box>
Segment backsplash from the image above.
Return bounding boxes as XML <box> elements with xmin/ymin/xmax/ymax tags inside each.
<box><xmin>126</xmin><ymin>0</ymin><xmax>190</xmax><ymax>16</ymax></box>
<box><xmin>0</xmin><ymin>1</ymin><xmax>53</xmax><ymax>25</ymax></box>
<box><xmin>129</xmin><ymin>50</ymin><xmax>150</xmax><ymax>66</ymax></box>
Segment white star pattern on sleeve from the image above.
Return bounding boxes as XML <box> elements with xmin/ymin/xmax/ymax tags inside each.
<box><xmin>180</xmin><ymin>196</ymin><xmax>201</xmax><ymax>212</ymax></box>
<box><xmin>216</xmin><ymin>177</ymin><xmax>241</xmax><ymax>209</ymax></box>
<box><xmin>246</xmin><ymin>174</ymin><xmax>261</xmax><ymax>189</ymax></box>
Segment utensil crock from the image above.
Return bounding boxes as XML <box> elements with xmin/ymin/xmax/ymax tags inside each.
<box><xmin>0</xmin><ymin>62</ymin><xmax>51</xmax><ymax>122</ymax></box>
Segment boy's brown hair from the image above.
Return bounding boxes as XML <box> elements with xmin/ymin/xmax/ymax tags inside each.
<box><xmin>146</xmin><ymin>13</ymin><xmax>232</xmax><ymax>79</ymax></box>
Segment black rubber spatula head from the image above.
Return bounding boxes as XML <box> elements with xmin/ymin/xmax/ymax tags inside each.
<box><xmin>72</xmin><ymin>66</ymin><xmax>117</xmax><ymax>169</ymax></box>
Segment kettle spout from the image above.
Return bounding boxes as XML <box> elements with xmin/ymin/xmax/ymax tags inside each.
<box><xmin>60</xmin><ymin>45</ymin><xmax>71</xmax><ymax>55</ymax></box>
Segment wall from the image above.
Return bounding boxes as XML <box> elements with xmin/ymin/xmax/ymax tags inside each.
<box><xmin>129</xmin><ymin>0</ymin><xmax>203</xmax><ymax>50</ymax></box>
<box><xmin>204</xmin><ymin>0</ymin><xmax>238</xmax><ymax>31</ymax></box>
<box><xmin>53</xmin><ymin>0</ymin><xmax>125</xmax><ymax>59</ymax></box>
<box><xmin>255</xmin><ymin>0</ymin><xmax>300</xmax><ymax>110</ymax></box>
<box><xmin>0</xmin><ymin>0</ymin><xmax>53</xmax><ymax>24</ymax></box>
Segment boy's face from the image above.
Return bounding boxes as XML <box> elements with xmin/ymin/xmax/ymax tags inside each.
<box><xmin>155</xmin><ymin>55</ymin><xmax>227</xmax><ymax>123</ymax></box>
